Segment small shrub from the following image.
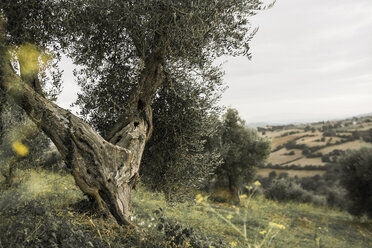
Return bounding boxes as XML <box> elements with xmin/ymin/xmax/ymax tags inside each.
<box><xmin>323</xmin><ymin>130</ymin><xmax>336</xmax><ymax>137</ymax></box>
<box><xmin>302</xmin><ymin>149</ymin><xmax>310</xmax><ymax>156</ymax></box>
<box><xmin>321</xmin><ymin>155</ymin><xmax>330</xmax><ymax>163</ymax></box>
<box><xmin>306</xmin><ymin>152</ymin><xmax>322</xmax><ymax>158</ymax></box>
<box><xmin>325</xmin><ymin>185</ymin><xmax>348</xmax><ymax>210</ymax></box>
<box><xmin>265</xmin><ymin>178</ymin><xmax>324</xmax><ymax>205</ymax></box>
<box><xmin>284</xmin><ymin>151</ymin><xmax>295</xmax><ymax>156</ymax></box>
<box><xmin>299</xmin><ymin>175</ymin><xmax>323</xmax><ymax>192</ymax></box>
<box><xmin>268</xmin><ymin>171</ymin><xmax>277</xmax><ymax>179</ymax></box>
<box><xmin>278</xmin><ymin>172</ymin><xmax>289</xmax><ymax>179</ymax></box>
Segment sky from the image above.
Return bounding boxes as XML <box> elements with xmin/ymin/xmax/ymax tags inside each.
<box><xmin>219</xmin><ymin>0</ymin><xmax>372</xmax><ymax>124</ymax></box>
<box><xmin>58</xmin><ymin>0</ymin><xmax>372</xmax><ymax>125</ymax></box>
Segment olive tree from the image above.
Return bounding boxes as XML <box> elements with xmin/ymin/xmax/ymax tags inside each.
<box><xmin>74</xmin><ymin>34</ymin><xmax>226</xmax><ymax>202</ymax></box>
<box><xmin>0</xmin><ymin>0</ymin><xmax>271</xmax><ymax>225</ymax></box>
<box><xmin>213</xmin><ymin>108</ymin><xmax>271</xmax><ymax>203</ymax></box>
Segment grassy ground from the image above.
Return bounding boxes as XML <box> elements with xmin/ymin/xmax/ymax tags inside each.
<box><xmin>132</xmin><ymin>186</ymin><xmax>372</xmax><ymax>248</ymax></box>
<box><xmin>1</xmin><ymin>169</ymin><xmax>372</xmax><ymax>248</ymax></box>
<box><xmin>268</xmin><ymin>148</ymin><xmax>303</xmax><ymax>165</ymax></box>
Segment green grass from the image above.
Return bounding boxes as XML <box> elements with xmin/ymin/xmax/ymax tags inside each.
<box><xmin>132</xmin><ymin>185</ymin><xmax>372</xmax><ymax>248</ymax></box>
<box><xmin>1</xmin><ymin>169</ymin><xmax>372</xmax><ymax>248</ymax></box>
<box><xmin>0</xmin><ymin>168</ymin><xmax>83</xmax><ymax>207</ymax></box>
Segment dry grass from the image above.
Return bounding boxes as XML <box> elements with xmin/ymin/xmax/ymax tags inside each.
<box><xmin>336</xmin><ymin>132</ymin><xmax>353</xmax><ymax>136</ymax></box>
<box><xmin>267</xmin><ymin>131</ymin><xmax>315</xmax><ymax>151</ymax></box>
<box><xmin>296</xmin><ymin>135</ymin><xmax>342</xmax><ymax>147</ymax></box>
<box><xmin>327</xmin><ymin>137</ymin><xmax>343</xmax><ymax>144</ymax></box>
<box><xmin>268</xmin><ymin>148</ymin><xmax>303</xmax><ymax>165</ymax></box>
<box><xmin>296</xmin><ymin>134</ymin><xmax>323</xmax><ymax>147</ymax></box>
<box><xmin>319</xmin><ymin>140</ymin><xmax>372</xmax><ymax>155</ymax></box>
<box><xmin>264</xmin><ymin>129</ymin><xmax>303</xmax><ymax>139</ymax></box>
<box><xmin>270</xmin><ymin>134</ymin><xmax>303</xmax><ymax>151</ymax></box>
<box><xmin>287</xmin><ymin>157</ymin><xmax>325</xmax><ymax>167</ymax></box>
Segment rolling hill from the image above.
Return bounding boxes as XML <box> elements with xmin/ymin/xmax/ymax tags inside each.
<box><xmin>257</xmin><ymin>115</ymin><xmax>372</xmax><ymax>178</ymax></box>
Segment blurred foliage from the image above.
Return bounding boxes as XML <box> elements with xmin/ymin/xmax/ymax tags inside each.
<box><xmin>7</xmin><ymin>42</ymin><xmax>62</xmax><ymax>101</ymax></box>
<box><xmin>0</xmin><ymin>98</ymin><xmax>50</xmax><ymax>187</ymax></box>
<box><xmin>140</xmin><ymin>69</ymin><xmax>224</xmax><ymax>202</ymax></box>
<box><xmin>338</xmin><ymin>147</ymin><xmax>372</xmax><ymax>218</ymax></box>
<box><xmin>0</xmin><ymin>43</ymin><xmax>62</xmax><ymax>186</ymax></box>
<box><xmin>0</xmin><ymin>2</ymin><xmax>63</xmax><ymax>187</ymax></box>
<box><xmin>257</xmin><ymin>167</ymin><xmax>349</xmax><ymax>210</ymax></box>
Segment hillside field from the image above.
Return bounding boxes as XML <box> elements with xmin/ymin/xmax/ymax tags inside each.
<box><xmin>258</xmin><ymin>115</ymin><xmax>372</xmax><ymax>177</ymax></box>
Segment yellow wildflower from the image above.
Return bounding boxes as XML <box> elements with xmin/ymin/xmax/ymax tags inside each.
<box><xmin>240</xmin><ymin>194</ymin><xmax>247</xmax><ymax>199</ymax></box>
<box><xmin>12</xmin><ymin>141</ymin><xmax>29</xmax><ymax>157</ymax></box>
<box><xmin>230</xmin><ymin>241</ymin><xmax>237</xmax><ymax>247</ymax></box>
<box><xmin>209</xmin><ymin>246</ymin><xmax>216</xmax><ymax>248</ymax></box>
<box><xmin>196</xmin><ymin>194</ymin><xmax>204</xmax><ymax>203</ymax></box>
<box><xmin>245</xmin><ymin>185</ymin><xmax>253</xmax><ymax>190</ymax></box>
<box><xmin>259</xmin><ymin>230</ymin><xmax>267</xmax><ymax>235</ymax></box>
<box><xmin>269</xmin><ymin>222</ymin><xmax>285</xmax><ymax>230</ymax></box>
<box><xmin>226</xmin><ymin>214</ymin><xmax>233</xmax><ymax>220</ymax></box>
<box><xmin>253</xmin><ymin>181</ymin><xmax>261</xmax><ymax>187</ymax></box>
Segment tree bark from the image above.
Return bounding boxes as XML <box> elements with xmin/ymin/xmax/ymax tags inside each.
<box><xmin>228</xmin><ymin>174</ymin><xmax>241</xmax><ymax>204</ymax></box>
<box><xmin>0</xmin><ymin>90</ymin><xmax>5</xmax><ymax>144</ymax></box>
<box><xmin>3</xmin><ymin>157</ymin><xmax>16</xmax><ymax>188</ymax></box>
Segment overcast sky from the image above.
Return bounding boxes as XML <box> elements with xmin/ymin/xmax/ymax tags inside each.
<box><xmin>219</xmin><ymin>0</ymin><xmax>372</xmax><ymax>124</ymax></box>
<box><xmin>58</xmin><ymin>0</ymin><xmax>372</xmax><ymax>124</ymax></box>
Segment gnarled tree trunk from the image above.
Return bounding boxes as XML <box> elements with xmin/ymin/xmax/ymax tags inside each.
<box><xmin>0</xmin><ymin>24</ymin><xmax>165</xmax><ymax>225</ymax></box>
<box><xmin>1</xmin><ymin>67</ymin><xmax>148</xmax><ymax>225</ymax></box>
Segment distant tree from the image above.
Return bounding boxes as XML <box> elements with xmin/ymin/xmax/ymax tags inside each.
<box><xmin>213</xmin><ymin>108</ymin><xmax>271</xmax><ymax>203</ymax></box>
<box><xmin>321</xmin><ymin>155</ymin><xmax>330</xmax><ymax>163</ymax></box>
<box><xmin>285</xmin><ymin>151</ymin><xmax>295</xmax><ymax>156</ymax></box>
<box><xmin>268</xmin><ymin>171</ymin><xmax>277</xmax><ymax>179</ymax></box>
<box><xmin>338</xmin><ymin>148</ymin><xmax>372</xmax><ymax>218</ymax></box>
<box><xmin>302</xmin><ymin>148</ymin><xmax>310</xmax><ymax>156</ymax></box>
